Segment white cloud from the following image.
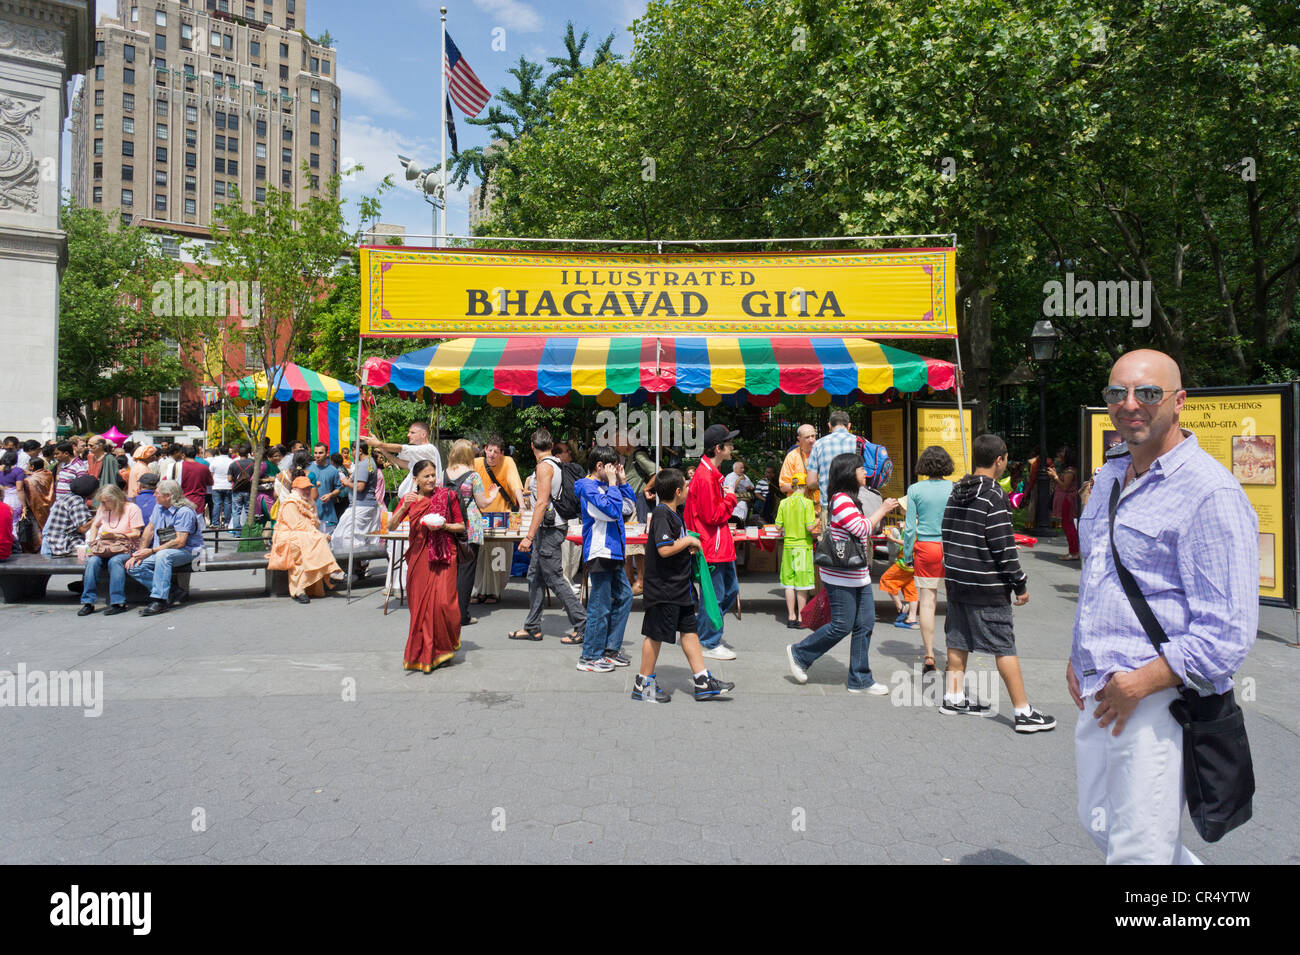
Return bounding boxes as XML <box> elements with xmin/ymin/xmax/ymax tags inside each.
<box><xmin>472</xmin><ymin>0</ymin><xmax>543</xmax><ymax>33</ymax></box>
<box><xmin>337</xmin><ymin>66</ymin><xmax>414</xmax><ymax>120</ymax></box>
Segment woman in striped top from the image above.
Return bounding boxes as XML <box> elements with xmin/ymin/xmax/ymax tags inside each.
<box><xmin>786</xmin><ymin>452</ymin><xmax>899</xmax><ymax>694</ymax></box>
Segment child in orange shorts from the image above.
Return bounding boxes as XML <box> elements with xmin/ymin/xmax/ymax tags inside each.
<box><xmin>879</xmin><ymin>525</ymin><xmax>919</xmax><ymax>629</ymax></box>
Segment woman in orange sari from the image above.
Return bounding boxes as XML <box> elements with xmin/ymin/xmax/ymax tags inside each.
<box><xmin>390</xmin><ymin>459</ymin><xmax>464</xmax><ymax>672</ymax></box>
<box><xmin>267</xmin><ymin>476</ymin><xmax>342</xmax><ymax>603</ymax></box>
<box><xmin>17</xmin><ymin>457</ymin><xmax>55</xmax><ymax>553</ymax></box>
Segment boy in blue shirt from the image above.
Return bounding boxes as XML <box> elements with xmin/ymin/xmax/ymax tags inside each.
<box><xmin>574</xmin><ymin>445</ymin><xmax>638</xmax><ymax>672</ymax></box>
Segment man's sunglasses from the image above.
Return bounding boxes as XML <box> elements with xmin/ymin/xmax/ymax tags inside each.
<box><xmin>1102</xmin><ymin>384</ymin><xmax>1167</xmax><ymax>405</ymax></box>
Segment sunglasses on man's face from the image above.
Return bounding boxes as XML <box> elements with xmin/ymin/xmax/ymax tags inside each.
<box><xmin>1102</xmin><ymin>384</ymin><xmax>1167</xmax><ymax>405</ymax></box>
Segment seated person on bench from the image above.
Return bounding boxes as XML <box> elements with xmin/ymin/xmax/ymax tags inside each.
<box><xmin>125</xmin><ymin>479</ymin><xmax>204</xmax><ymax>618</ymax></box>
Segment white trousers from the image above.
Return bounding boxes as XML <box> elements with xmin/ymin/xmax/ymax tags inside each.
<box><xmin>561</xmin><ymin>518</ymin><xmax>582</xmax><ymax>584</ymax></box>
<box><xmin>1075</xmin><ymin>686</ymin><xmax>1202</xmax><ymax>865</ymax></box>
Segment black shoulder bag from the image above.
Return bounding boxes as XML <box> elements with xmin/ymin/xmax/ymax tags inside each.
<box><xmin>813</xmin><ymin>500</ymin><xmax>868</xmax><ymax>570</ymax></box>
<box><xmin>1107</xmin><ymin>480</ymin><xmax>1254</xmax><ymax>843</ymax></box>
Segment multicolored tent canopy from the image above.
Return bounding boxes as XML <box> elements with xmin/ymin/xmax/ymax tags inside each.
<box><xmin>225</xmin><ymin>363</ymin><xmax>359</xmax><ymax>453</ymax></box>
<box><xmin>361</xmin><ymin>337</ymin><xmax>955</xmax><ymax>401</ymax></box>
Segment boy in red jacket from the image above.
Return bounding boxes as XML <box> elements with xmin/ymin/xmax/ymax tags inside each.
<box><xmin>685</xmin><ymin>424</ymin><xmax>740</xmax><ymax>660</ymax></box>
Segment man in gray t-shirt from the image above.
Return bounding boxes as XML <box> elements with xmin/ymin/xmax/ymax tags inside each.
<box><xmin>332</xmin><ymin>447</ymin><xmax>382</xmax><ymax>559</ymax></box>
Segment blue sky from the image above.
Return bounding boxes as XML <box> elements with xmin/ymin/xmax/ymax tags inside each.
<box><xmin>84</xmin><ymin>0</ymin><xmax>649</xmax><ymax>238</ymax></box>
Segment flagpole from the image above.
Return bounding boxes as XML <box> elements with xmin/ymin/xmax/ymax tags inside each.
<box><xmin>439</xmin><ymin>6</ymin><xmax>448</xmax><ymax>246</ymax></box>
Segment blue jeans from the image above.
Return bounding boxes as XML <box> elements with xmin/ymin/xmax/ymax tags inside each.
<box><xmin>128</xmin><ymin>548</ymin><xmax>193</xmax><ymax>601</ymax></box>
<box><xmin>82</xmin><ymin>552</ymin><xmax>132</xmax><ymax>606</ymax></box>
<box><xmin>696</xmin><ymin>560</ymin><xmax>739</xmax><ymax>649</ymax></box>
<box><xmin>211</xmin><ymin>489</ymin><xmax>232</xmax><ymax>526</ymax></box>
<box><xmin>791</xmin><ymin>583</ymin><xmax>878</xmax><ymax>689</ymax></box>
<box><xmin>583</xmin><ymin>561</ymin><xmax>633</xmax><ymax>660</ymax></box>
<box><xmin>231</xmin><ymin>492</ymin><xmax>249</xmax><ymax>533</ymax></box>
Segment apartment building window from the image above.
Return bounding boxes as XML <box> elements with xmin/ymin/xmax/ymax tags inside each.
<box><xmin>287</xmin><ymin>0</ymin><xmax>295</xmax><ymax>11</ymax></box>
<box><xmin>156</xmin><ymin>99</ymin><xmax>168</xmax><ymax>116</ymax></box>
<box><xmin>94</xmin><ymin>113</ymin><xmax>103</xmax><ymax>129</ymax></box>
<box><xmin>156</xmin><ymin>146</ymin><xmax>167</xmax><ymax>162</ymax></box>
<box><xmin>321</xmin><ymin>59</ymin><xmax>330</xmax><ymax>76</ymax></box>
<box><xmin>310</xmin><ymin>57</ymin><xmax>319</xmax><ymax>73</ymax></box>
<box><xmin>243</xmin><ymin>344</ymin><xmax>263</xmax><ymax>371</ymax></box>
<box><xmin>309</xmin><ymin>153</ymin><xmax>318</xmax><ymax>168</ymax></box>
<box><xmin>155</xmin><ymin>34</ymin><xmax>166</xmax><ymax>51</ymax></box>
<box><xmin>255</xmin><ymin>119</ymin><xmax>266</xmax><ymax>137</ymax></box>
<box><xmin>95</xmin><ymin>64</ymin><xmax>104</xmax><ymax>80</ymax></box>
<box><xmin>92</xmin><ymin>185</ymin><xmax>104</xmax><ymax>203</ymax></box>
<box><xmin>185</xmin><ymin>129</ymin><xmax>196</xmax><ymax>146</ymax></box>
<box><xmin>210</xmin><ymin>30</ymin><xmax>221</xmax><ymax>48</ymax></box>
<box><xmin>181</xmin><ymin>23</ymin><xmax>192</xmax><ymax>41</ymax></box>
<box><xmin>122</xmin><ymin>140</ymin><xmax>134</xmax><ymax>156</ymax></box>
<box><xmin>255</xmin><ymin>186</ymin><xmax>265</xmax><ymax>202</ymax></box>
<box><xmin>310</xmin><ymin>109</ymin><xmax>319</xmax><ymax>125</ymax></box>
<box><xmin>158</xmin><ymin>390</ymin><xmax>180</xmax><ymax>428</ymax></box>
<box><xmin>154</xmin><ymin>194</ymin><xmax>166</xmax><ymax>211</ymax></box>
<box><xmin>245</xmin><ymin>4</ymin><xmax>254</xmax><ymax>17</ymax></box>
<box><xmin>249</xmin><ymin>39</ymin><xmax>260</xmax><ymax>57</ymax></box>
<box><xmin>93</xmin><ymin>137</ymin><xmax>103</xmax><ymax>156</ymax></box>
<box><xmin>94</xmin><ymin>88</ymin><xmax>104</xmax><ymax>107</ymax></box>
<box><xmin>215</xmin><ymin>134</ymin><xmax>225</xmax><ymax>150</ymax></box>
<box><xmin>123</xmin><ymin>44</ymin><xmax>135</xmax><ymax>62</ymax></box>
<box><xmin>227</xmin><ymin>114</ymin><xmax>239</xmax><ymax>131</ymax></box>
<box><xmin>254</xmin><ymin>79</ymin><xmax>263</xmax><ymax>92</ymax></box>
<box><xmin>121</xmin><ymin>213</ymin><xmax>132</xmax><ymax>226</ymax></box>
<box><xmin>227</xmin><ymin>136</ymin><xmax>238</xmax><ymax>152</ymax></box>
<box><xmin>185</xmin><ymin>175</ymin><xmax>195</xmax><ymax>192</ymax></box>
<box><xmin>122</xmin><ymin>92</ymin><xmax>134</xmax><ymax>111</ymax></box>
<box><xmin>279</xmin><ymin>42</ymin><xmax>288</xmax><ymax>58</ymax></box>
<box><xmin>310</xmin><ymin>88</ymin><xmax>319</xmax><ymax>104</ymax></box>
<box><xmin>215</xmin><ymin>157</ymin><xmax>225</xmax><ymax>173</ymax></box>
<box><xmin>309</xmin><ymin>131</ymin><xmax>318</xmax><ymax>147</ymax></box>
<box><xmin>95</xmin><ymin>39</ymin><xmax>104</xmax><ymax>57</ymax></box>
<box><xmin>309</xmin><ymin>173</ymin><xmax>317</xmax><ymax>188</ymax></box>
<box><xmin>279</xmin><ymin>64</ymin><xmax>288</xmax><ymax>81</ymax></box>
<box><xmin>186</xmin><ymin>152</ymin><xmax>196</xmax><ymax>168</ymax></box>
<box><xmin>286</xmin><ymin>17</ymin><xmax>294</xmax><ymax>29</ymax></box>
<box><xmin>155</xmin><ymin>169</ymin><xmax>167</xmax><ymax>185</ymax></box>
<box><xmin>223</xmin><ymin>34</ymin><xmax>233</xmax><ymax>51</ymax></box>
<box><xmin>226</xmin><ymin>160</ymin><xmax>238</xmax><ymax>174</ymax></box>
<box><xmin>214</xmin><ymin>181</ymin><xmax>225</xmax><ymax>197</ymax></box>
<box><xmin>156</xmin><ymin>124</ymin><xmax>167</xmax><ymax>140</ymax></box>
<box><xmin>215</xmin><ymin>111</ymin><xmax>226</xmax><ymax>129</ymax></box>
<box><xmin>255</xmin><ymin>142</ymin><xmax>266</xmax><ymax>159</ymax></box>
<box><xmin>121</xmin><ymin>164</ymin><xmax>133</xmax><ymax>181</ymax></box>
<box><xmin>263</xmin><ymin>10</ymin><xmax>271</xmax><ymax>23</ymax></box>
<box><xmin>281</xmin><ymin>147</ymin><xmax>291</xmax><ymax>163</ymax></box>
<box><xmin>281</xmin><ymin>168</ymin><xmax>291</xmax><ymax>187</ymax></box>
<box><xmin>186</xmin><ymin>105</ymin><xmax>197</xmax><ymax>123</ymax></box>
<box><xmin>93</xmin><ymin>162</ymin><xmax>102</xmax><ymax>178</ymax></box>
<box><xmin>279</xmin><ymin>86</ymin><xmax>288</xmax><ymax>99</ymax></box>
<box><xmin>184</xmin><ymin>198</ymin><xmax>196</xmax><ymax>215</ymax></box>
<box><xmin>282</xmin><ymin>129</ymin><xmax>292</xmax><ymax>144</ymax></box>
<box><xmin>121</xmin><ymin>188</ymin><xmax>133</xmax><ymax>206</ymax></box>
<box><xmin>123</xmin><ymin>67</ymin><xmax>134</xmax><ymax>84</ymax></box>
<box><xmin>155</xmin><ymin>9</ymin><xmax>166</xmax><ymax>26</ymax></box>
<box><xmin>255</xmin><ymin>163</ymin><xmax>265</xmax><ymax>180</ymax></box>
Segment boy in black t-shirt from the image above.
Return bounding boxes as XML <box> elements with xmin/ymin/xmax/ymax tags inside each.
<box><xmin>634</xmin><ymin>468</ymin><xmax>736</xmax><ymax>703</ymax></box>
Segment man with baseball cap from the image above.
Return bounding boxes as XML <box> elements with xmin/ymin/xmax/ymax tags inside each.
<box><xmin>685</xmin><ymin>424</ymin><xmax>741</xmax><ymax>660</ymax></box>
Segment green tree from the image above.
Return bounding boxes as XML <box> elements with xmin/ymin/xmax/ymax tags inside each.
<box><xmin>57</xmin><ymin>203</ymin><xmax>185</xmax><ymax>431</ymax></box>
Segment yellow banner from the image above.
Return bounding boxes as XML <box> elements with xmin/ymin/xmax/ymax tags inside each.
<box><xmin>1086</xmin><ymin>391</ymin><xmax>1289</xmax><ymax>602</ymax></box>
<box><xmin>915</xmin><ymin>406</ymin><xmax>972</xmax><ymax>474</ymax></box>
<box><xmin>870</xmin><ymin>407</ymin><xmax>907</xmax><ymax>500</ymax></box>
<box><xmin>360</xmin><ymin>247</ymin><xmax>957</xmax><ymax>338</ymax></box>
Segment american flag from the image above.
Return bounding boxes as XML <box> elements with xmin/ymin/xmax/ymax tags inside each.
<box><xmin>445</xmin><ymin>33</ymin><xmax>490</xmax><ymax>116</ymax></box>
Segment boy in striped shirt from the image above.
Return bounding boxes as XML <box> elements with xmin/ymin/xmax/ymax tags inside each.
<box><xmin>940</xmin><ymin>433</ymin><xmax>1055</xmax><ymax>733</ymax></box>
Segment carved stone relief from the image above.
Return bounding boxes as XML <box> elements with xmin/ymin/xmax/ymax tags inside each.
<box><xmin>0</xmin><ymin>92</ymin><xmax>41</xmax><ymax>211</ymax></box>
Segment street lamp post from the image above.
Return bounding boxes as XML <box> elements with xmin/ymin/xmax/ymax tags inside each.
<box><xmin>1028</xmin><ymin>320</ymin><xmax>1060</xmax><ymax>532</ymax></box>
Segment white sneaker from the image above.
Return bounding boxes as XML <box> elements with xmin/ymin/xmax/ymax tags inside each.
<box><xmin>848</xmin><ymin>682</ymin><xmax>890</xmax><ymax>696</ymax></box>
<box><xmin>702</xmin><ymin>644</ymin><xmax>737</xmax><ymax>661</ymax></box>
<box><xmin>786</xmin><ymin>645</ymin><xmax>808</xmax><ymax>684</ymax></box>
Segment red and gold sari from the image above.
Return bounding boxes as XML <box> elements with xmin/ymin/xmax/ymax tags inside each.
<box><xmin>403</xmin><ymin>488</ymin><xmax>463</xmax><ymax>672</ymax></box>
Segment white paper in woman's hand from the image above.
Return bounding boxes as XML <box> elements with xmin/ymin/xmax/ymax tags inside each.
<box><xmin>426</xmin><ymin>512</ymin><xmax>445</xmax><ymax>528</ymax></box>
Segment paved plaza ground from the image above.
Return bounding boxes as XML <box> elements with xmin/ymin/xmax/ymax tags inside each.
<box><xmin>2</xmin><ymin>536</ymin><xmax>1297</xmax><ymax>865</ymax></box>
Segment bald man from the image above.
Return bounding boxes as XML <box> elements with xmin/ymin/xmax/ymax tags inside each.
<box><xmin>1069</xmin><ymin>349</ymin><xmax>1258</xmax><ymax>864</ymax></box>
<box><xmin>779</xmin><ymin>424</ymin><xmax>817</xmax><ymax>499</ymax></box>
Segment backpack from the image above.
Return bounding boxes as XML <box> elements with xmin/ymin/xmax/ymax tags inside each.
<box><xmin>229</xmin><ymin>459</ymin><xmax>254</xmax><ymax>493</ymax></box>
<box><xmin>544</xmin><ymin>456</ymin><xmax>580</xmax><ymax>522</ymax></box>
<box><xmin>856</xmin><ymin>435</ymin><xmax>893</xmax><ymax>491</ymax></box>
<box><xmin>447</xmin><ymin>470</ymin><xmax>475</xmax><ymax>515</ymax></box>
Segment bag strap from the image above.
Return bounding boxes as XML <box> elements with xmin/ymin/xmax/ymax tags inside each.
<box><xmin>1107</xmin><ymin>478</ymin><xmax>1168</xmax><ymax>654</ymax></box>
<box><xmin>483</xmin><ymin>461</ymin><xmax>517</xmax><ymax>510</ymax></box>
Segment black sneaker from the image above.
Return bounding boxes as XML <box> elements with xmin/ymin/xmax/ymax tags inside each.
<box><xmin>939</xmin><ymin>697</ymin><xmax>992</xmax><ymax>716</ymax></box>
<box><xmin>1014</xmin><ymin>708</ymin><xmax>1057</xmax><ymax>733</ymax></box>
<box><xmin>693</xmin><ymin>671</ymin><xmax>734</xmax><ymax>701</ymax></box>
<box><xmin>631</xmin><ymin>674</ymin><xmax>671</xmax><ymax>703</ymax></box>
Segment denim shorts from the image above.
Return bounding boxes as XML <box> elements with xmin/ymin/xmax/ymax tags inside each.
<box><xmin>944</xmin><ymin>600</ymin><xmax>1017</xmax><ymax>656</ymax></box>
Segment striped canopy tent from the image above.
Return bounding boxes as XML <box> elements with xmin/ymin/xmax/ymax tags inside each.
<box><xmin>361</xmin><ymin>337</ymin><xmax>956</xmax><ymax>407</ymax></box>
<box><xmin>225</xmin><ymin>362</ymin><xmax>360</xmax><ymax>453</ymax></box>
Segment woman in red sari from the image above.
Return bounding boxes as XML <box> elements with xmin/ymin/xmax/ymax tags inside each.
<box><xmin>390</xmin><ymin>459</ymin><xmax>465</xmax><ymax>672</ymax></box>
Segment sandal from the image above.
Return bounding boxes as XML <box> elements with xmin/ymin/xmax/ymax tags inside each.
<box><xmin>482</xmin><ymin>595</ymin><xmax>500</xmax><ymax>605</ymax></box>
<box><xmin>560</xmin><ymin>631</ymin><xmax>583</xmax><ymax>645</ymax></box>
<box><xmin>472</xmin><ymin>594</ymin><xmax>486</xmax><ymax>604</ymax></box>
<box><xmin>507</xmin><ymin>629</ymin><xmax>542</xmax><ymax>641</ymax></box>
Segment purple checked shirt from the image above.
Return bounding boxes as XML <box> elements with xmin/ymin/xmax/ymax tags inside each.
<box><xmin>1071</xmin><ymin>431</ymin><xmax>1258</xmax><ymax>698</ymax></box>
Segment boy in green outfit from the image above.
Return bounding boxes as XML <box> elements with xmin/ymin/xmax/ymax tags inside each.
<box><xmin>775</xmin><ymin>472</ymin><xmax>820</xmax><ymax>628</ymax></box>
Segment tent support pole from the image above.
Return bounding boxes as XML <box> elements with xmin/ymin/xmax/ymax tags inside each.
<box><xmin>952</xmin><ymin>337</ymin><xmax>969</xmax><ymax>471</ymax></box>
<box><xmin>654</xmin><ymin>336</ymin><xmax>662</xmax><ymax>470</ymax></box>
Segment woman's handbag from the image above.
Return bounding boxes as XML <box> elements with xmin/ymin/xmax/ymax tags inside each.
<box><xmin>1107</xmin><ymin>481</ymin><xmax>1254</xmax><ymax>842</ymax></box>
<box><xmin>16</xmin><ymin>513</ymin><xmax>35</xmax><ymax>551</ymax></box>
<box><xmin>800</xmin><ymin>586</ymin><xmax>831</xmax><ymax>630</ymax></box>
<box><xmin>87</xmin><ymin>535</ymin><xmax>133</xmax><ymax>557</ymax></box>
<box><xmin>813</xmin><ymin>524</ymin><xmax>867</xmax><ymax>570</ymax></box>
